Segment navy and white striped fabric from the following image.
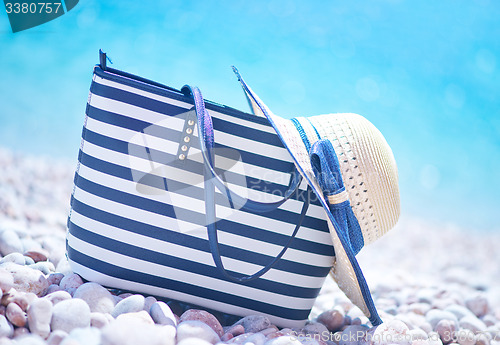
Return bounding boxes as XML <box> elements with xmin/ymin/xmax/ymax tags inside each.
<box><xmin>67</xmin><ymin>66</ymin><xmax>334</xmax><ymax>327</ymax></box>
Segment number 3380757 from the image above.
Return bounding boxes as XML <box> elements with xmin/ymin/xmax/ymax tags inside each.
<box><xmin>5</xmin><ymin>2</ymin><xmax>62</xmax><ymax>14</ymax></box>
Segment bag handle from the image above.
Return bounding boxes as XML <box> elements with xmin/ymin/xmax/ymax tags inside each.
<box><xmin>181</xmin><ymin>85</ymin><xmax>302</xmax><ymax>213</ymax></box>
<box><xmin>182</xmin><ymin>84</ymin><xmax>310</xmax><ymax>283</ymax></box>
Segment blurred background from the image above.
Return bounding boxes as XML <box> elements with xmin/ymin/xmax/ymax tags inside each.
<box><xmin>1</xmin><ymin>0</ymin><xmax>499</xmax><ymax>232</ymax></box>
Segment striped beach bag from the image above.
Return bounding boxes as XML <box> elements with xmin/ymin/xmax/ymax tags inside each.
<box><xmin>67</xmin><ymin>51</ymin><xmax>335</xmax><ymax>327</ymax></box>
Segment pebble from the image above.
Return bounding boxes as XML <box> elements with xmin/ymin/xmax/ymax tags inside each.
<box><xmin>243</xmin><ymin>332</ymin><xmax>267</xmax><ymax>345</ymax></box>
<box><xmin>265</xmin><ymin>335</ymin><xmax>303</xmax><ymax>345</ymax></box>
<box><xmin>150</xmin><ymin>301</ymin><xmax>177</xmax><ymax>326</ymax></box>
<box><xmin>456</xmin><ymin>328</ymin><xmax>475</xmax><ymax>345</ymax></box>
<box><xmin>116</xmin><ymin>310</ymin><xmax>155</xmax><ymax>324</ymax></box>
<box><xmin>24</xmin><ymin>256</ymin><xmax>35</xmax><ymax>266</ymax></box>
<box><xmin>60</xmin><ymin>327</ymin><xmax>101</xmax><ymax>345</ymax></box>
<box><xmin>177</xmin><ymin>339</ymin><xmax>213</xmax><ymax>345</ymax></box>
<box><xmin>369</xmin><ymin>319</ymin><xmax>411</xmax><ymax>345</ymax></box>
<box><xmin>27</xmin><ymin>297</ymin><xmax>53</xmax><ymax>338</ymax></box>
<box><xmin>464</xmin><ymin>295</ymin><xmax>489</xmax><ymax>318</ymax></box>
<box><xmin>14</xmin><ymin>334</ymin><xmax>47</xmax><ymax>345</ymax></box>
<box><xmin>101</xmin><ymin>318</ymin><xmax>176</xmax><ymax>345</ymax></box>
<box><xmin>426</xmin><ymin>310</ymin><xmax>459</xmax><ymax>330</ymax></box>
<box><xmin>458</xmin><ymin>315</ymin><xmax>487</xmax><ymax>333</ymax></box>
<box><xmin>340</xmin><ymin>325</ymin><xmax>369</xmax><ymax>345</ymax></box>
<box><xmin>51</xmin><ymin>298</ymin><xmax>91</xmax><ymax>333</ymax></box>
<box><xmin>0</xmin><ymin>262</ymin><xmax>49</xmax><ymax>296</ymax></box>
<box><xmin>318</xmin><ymin>309</ymin><xmax>345</xmax><ymax>332</ymax></box>
<box><xmin>59</xmin><ymin>273</ymin><xmax>84</xmax><ymax>291</ymax></box>
<box><xmin>23</xmin><ymin>250</ymin><xmax>49</xmax><ymax>263</ymax></box>
<box><xmin>29</xmin><ymin>261</ymin><xmax>55</xmax><ymax>275</ymax></box>
<box><xmin>73</xmin><ymin>282</ymin><xmax>115</xmax><ymax>314</ymax></box>
<box><xmin>1</xmin><ymin>252</ymin><xmax>26</xmax><ymax>265</ymax></box>
<box><xmin>435</xmin><ymin>319</ymin><xmax>456</xmax><ymax>344</ymax></box>
<box><xmin>144</xmin><ymin>296</ymin><xmax>157</xmax><ymax>312</ymax></box>
<box><xmin>46</xmin><ymin>284</ymin><xmax>61</xmax><ymax>294</ymax></box>
<box><xmin>46</xmin><ymin>330</ymin><xmax>68</xmax><ymax>345</ymax></box>
<box><xmin>90</xmin><ymin>312</ymin><xmax>110</xmax><ymax>328</ymax></box>
<box><xmin>232</xmin><ymin>315</ymin><xmax>272</xmax><ymax>333</ymax></box>
<box><xmin>47</xmin><ymin>273</ymin><xmax>64</xmax><ymax>286</ymax></box>
<box><xmin>6</xmin><ymin>302</ymin><xmax>27</xmax><ymax>327</ymax></box>
<box><xmin>180</xmin><ymin>309</ymin><xmax>224</xmax><ymax>337</ymax></box>
<box><xmin>0</xmin><ymin>314</ymin><xmax>14</xmax><ymax>338</ymax></box>
<box><xmin>0</xmin><ymin>269</ymin><xmax>14</xmax><ymax>293</ymax></box>
<box><xmin>0</xmin><ymin>230</ymin><xmax>24</xmax><ymax>255</ymax></box>
<box><xmin>111</xmin><ymin>294</ymin><xmax>145</xmax><ymax>318</ymax></box>
<box><xmin>177</xmin><ymin>320</ymin><xmax>221</xmax><ymax>344</ymax></box>
<box><xmin>45</xmin><ymin>290</ymin><xmax>72</xmax><ymax>305</ymax></box>
<box><xmin>13</xmin><ymin>326</ymin><xmax>30</xmax><ymax>337</ymax></box>
<box><xmin>444</xmin><ymin>305</ymin><xmax>475</xmax><ymax>320</ymax></box>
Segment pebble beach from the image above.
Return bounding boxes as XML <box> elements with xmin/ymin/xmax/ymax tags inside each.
<box><xmin>0</xmin><ymin>147</ymin><xmax>499</xmax><ymax>345</ymax></box>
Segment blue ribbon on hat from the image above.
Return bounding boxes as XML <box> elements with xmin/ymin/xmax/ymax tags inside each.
<box><xmin>309</xmin><ymin>139</ymin><xmax>364</xmax><ymax>255</ymax></box>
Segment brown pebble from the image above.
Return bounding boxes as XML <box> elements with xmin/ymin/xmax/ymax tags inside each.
<box><xmin>226</xmin><ymin>324</ymin><xmax>245</xmax><ymax>337</ymax></box>
<box><xmin>23</xmin><ymin>249</ymin><xmax>49</xmax><ymax>263</ymax></box>
<box><xmin>180</xmin><ymin>309</ymin><xmax>224</xmax><ymax>337</ymax></box>
<box><xmin>260</xmin><ymin>326</ymin><xmax>279</xmax><ymax>336</ymax></box>
<box><xmin>6</xmin><ymin>302</ymin><xmax>27</xmax><ymax>327</ymax></box>
<box><xmin>59</xmin><ymin>273</ymin><xmax>84</xmax><ymax>291</ymax></box>
<box><xmin>436</xmin><ymin>319</ymin><xmax>456</xmax><ymax>345</ymax></box>
<box><xmin>318</xmin><ymin>309</ymin><xmax>345</xmax><ymax>332</ymax></box>
<box><xmin>221</xmin><ymin>333</ymin><xmax>234</xmax><ymax>341</ymax></box>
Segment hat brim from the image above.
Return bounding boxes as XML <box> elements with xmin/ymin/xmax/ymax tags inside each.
<box><xmin>233</xmin><ymin>68</ymin><xmax>382</xmax><ymax>326</ymax></box>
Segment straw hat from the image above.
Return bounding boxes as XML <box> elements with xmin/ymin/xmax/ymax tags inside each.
<box><xmin>233</xmin><ymin>67</ymin><xmax>400</xmax><ymax>326</ymax></box>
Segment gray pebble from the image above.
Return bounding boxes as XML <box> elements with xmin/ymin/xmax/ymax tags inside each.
<box><xmin>143</xmin><ymin>296</ymin><xmax>157</xmax><ymax>312</ymax></box>
<box><xmin>46</xmin><ymin>330</ymin><xmax>68</xmax><ymax>345</ymax></box>
<box><xmin>1</xmin><ymin>252</ymin><xmax>26</xmax><ymax>265</ymax></box>
<box><xmin>46</xmin><ymin>284</ymin><xmax>62</xmax><ymax>294</ymax></box>
<box><xmin>0</xmin><ymin>314</ymin><xmax>14</xmax><ymax>338</ymax></box>
<box><xmin>234</xmin><ymin>315</ymin><xmax>272</xmax><ymax>333</ymax></box>
<box><xmin>73</xmin><ymin>282</ymin><xmax>115</xmax><ymax>314</ymax></box>
<box><xmin>340</xmin><ymin>325</ymin><xmax>370</xmax><ymax>345</ymax></box>
<box><xmin>0</xmin><ymin>230</ymin><xmax>23</xmax><ymax>255</ymax></box>
<box><xmin>303</xmin><ymin>321</ymin><xmax>330</xmax><ymax>335</ymax></box>
<box><xmin>177</xmin><ymin>320</ymin><xmax>220</xmax><ymax>344</ymax></box>
<box><xmin>459</xmin><ymin>315</ymin><xmax>487</xmax><ymax>333</ymax></box>
<box><xmin>51</xmin><ymin>298</ymin><xmax>91</xmax><ymax>333</ymax></box>
<box><xmin>27</xmin><ymin>297</ymin><xmax>53</xmax><ymax>338</ymax></box>
<box><xmin>47</xmin><ymin>272</ymin><xmax>64</xmax><ymax>286</ymax></box>
<box><xmin>111</xmin><ymin>294</ymin><xmax>145</xmax><ymax>318</ymax></box>
<box><xmin>0</xmin><ymin>262</ymin><xmax>48</xmax><ymax>296</ymax></box>
<box><xmin>150</xmin><ymin>301</ymin><xmax>177</xmax><ymax>326</ymax></box>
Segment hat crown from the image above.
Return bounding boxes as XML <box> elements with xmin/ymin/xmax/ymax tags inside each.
<box><xmin>308</xmin><ymin>113</ymin><xmax>400</xmax><ymax>244</ymax></box>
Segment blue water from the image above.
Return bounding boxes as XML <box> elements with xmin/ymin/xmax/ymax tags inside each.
<box><xmin>1</xmin><ymin>0</ymin><xmax>499</xmax><ymax>231</ymax></box>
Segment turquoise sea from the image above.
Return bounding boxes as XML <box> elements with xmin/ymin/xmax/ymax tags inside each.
<box><xmin>1</xmin><ymin>0</ymin><xmax>499</xmax><ymax>232</ymax></box>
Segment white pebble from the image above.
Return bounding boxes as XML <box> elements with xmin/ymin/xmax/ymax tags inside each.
<box><xmin>73</xmin><ymin>282</ymin><xmax>116</xmax><ymax>314</ymax></box>
<box><xmin>177</xmin><ymin>320</ymin><xmax>220</xmax><ymax>345</ymax></box>
<box><xmin>51</xmin><ymin>298</ymin><xmax>91</xmax><ymax>333</ymax></box>
<box><xmin>27</xmin><ymin>297</ymin><xmax>53</xmax><ymax>339</ymax></box>
<box><xmin>111</xmin><ymin>294</ymin><xmax>145</xmax><ymax>318</ymax></box>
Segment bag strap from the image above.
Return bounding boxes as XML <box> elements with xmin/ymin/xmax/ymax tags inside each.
<box><xmin>181</xmin><ymin>85</ymin><xmax>302</xmax><ymax>213</ymax></box>
<box><xmin>182</xmin><ymin>84</ymin><xmax>310</xmax><ymax>283</ymax></box>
